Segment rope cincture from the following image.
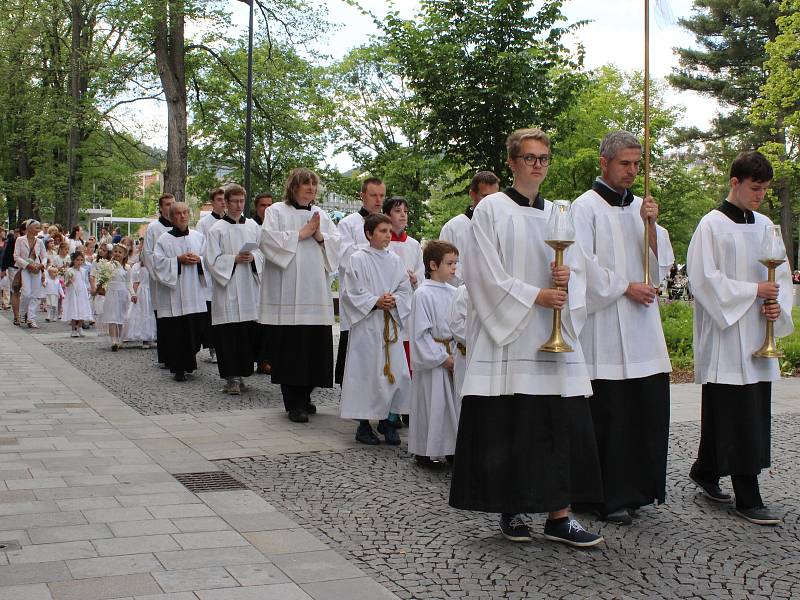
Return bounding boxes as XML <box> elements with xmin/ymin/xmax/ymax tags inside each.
<box><xmin>456</xmin><ymin>342</ymin><xmax>466</xmax><ymax>357</ymax></box>
<box><xmin>383</xmin><ymin>310</ymin><xmax>399</xmax><ymax>384</ymax></box>
<box><xmin>433</xmin><ymin>336</ymin><xmax>453</xmax><ymax>355</ymax></box>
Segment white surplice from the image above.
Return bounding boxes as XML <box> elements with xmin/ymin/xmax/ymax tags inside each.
<box><xmin>408</xmin><ymin>279</ymin><xmax>459</xmax><ymax>457</ymax></box>
<box><xmin>152</xmin><ymin>230</ymin><xmax>208</xmax><ymax>317</ymax></box>
<box><xmin>388</xmin><ymin>233</ymin><xmax>425</xmax><ymax>341</ymax></box>
<box><xmin>439</xmin><ymin>212</ymin><xmax>472</xmax><ymax>286</ymax></box>
<box><xmin>571</xmin><ymin>189</ymin><xmax>673</xmax><ymax>380</ymax></box>
<box><xmin>687</xmin><ymin>210</ymin><xmax>794</xmax><ymax>385</ymax></box>
<box><xmin>141</xmin><ymin>217</ymin><xmax>170</xmax><ymax>312</ymax></box>
<box><xmin>195</xmin><ymin>212</ymin><xmax>223</xmax><ymax>302</ymax></box>
<box><xmin>204</xmin><ymin>217</ymin><xmax>263</xmax><ymax>325</ymax></box>
<box><xmin>336</xmin><ymin>210</ymin><xmax>370</xmax><ymax>331</ymax></box>
<box><xmin>340</xmin><ymin>247</ymin><xmax>412</xmax><ymax>420</ymax></box>
<box><xmin>461</xmin><ymin>192</ymin><xmax>593</xmax><ymax>398</ymax></box>
<box><xmin>258</xmin><ymin>202</ymin><xmax>340</xmax><ymax>326</ymax></box>
<box><xmin>447</xmin><ymin>284</ymin><xmax>469</xmax><ymax>399</ymax></box>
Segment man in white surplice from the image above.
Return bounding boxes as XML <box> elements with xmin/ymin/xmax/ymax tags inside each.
<box><xmin>571</xmin><ymin>131</ymin><xmax>673</xmax><ymax>525</ymax></box>
<box><xmin>334</xmin><ymin>177</ymin><xmax>385</xmax><ymax>385</ymax></box>
<box><xmin>194</xmin><ymin>187</ymin><xmax>227</xmax><ymax>363</ymax></box>
<box><xmin>340</xmin><ymin>214</ymin><xmax>412</xmax><ymax>446</ymax></box>
<box><xmin>448</xmin><ymin>128</ymin><xmax>604</xmax><ymax>548</ymax></box>
<box><xmin>152</xmin><ymin>202</ymin><xmax>208</xmax><ymax>381</ymax></box>
<box><xmin>439</xmin><ymin>171</ymin><xmax>500</xmax><ymax>286</ymax></box>
<box><xmin>687</xmin><ymin>151</ymin><xmax>793</xmax><ymax>526</ymax></box>
<box><xmin>204</xmin><ymin>184</ymin><xmax>264</xmax><ymax>396</ymax></box>
<box><xmin>141</xmin><ymin>193</ymin><xmax>174</xmax><ymax>365</ymax></box>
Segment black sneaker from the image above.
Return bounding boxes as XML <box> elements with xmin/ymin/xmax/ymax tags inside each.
<box><xmin>377</xmin><ymin>419</ymin><xmax>400</xmax><ymax>445</ymax></box>
<box><xmin>500</xmin><ymin>514</ymin><xmax>532</xmax><ymax>543</ymax></box>
<box><xmin>173</xmin><ymin>371</ymin><xmax>187</xmax><ymax>382</ymax></box>
<box><xmin>355</xmin><ymin>422</ymin><xmax>380</xmax><ymax>445</ymax></box>
<box><xmin>305</xmin><ymin>403</ymin><xmax>317</xmax><ymax>415</ymax></box>
<box><xmin>689</xmin><ymin>470</ymin><xmax>732</xmax><ymax>502</ymax></box>
<box><xmin>736</xmin><ymin>506</ymin><xmax>781</xmax><ymax>526</ymax></box>
<box><xmin>543</xmin><ymin>517</ymin><xmax>604</xmax><ymax>548</ymax></box>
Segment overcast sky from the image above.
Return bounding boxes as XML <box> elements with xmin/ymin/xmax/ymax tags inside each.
<box><xmin>124</xmin><ymin>0</ymin><xmax>717</xmax><ymax>164</ymax></box>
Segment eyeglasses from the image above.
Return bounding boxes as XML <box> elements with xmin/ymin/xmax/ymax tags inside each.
<box><xmin>515</xmin><ymin>154</ymin><xmax>551</xmax><ymax>167</ymax></box>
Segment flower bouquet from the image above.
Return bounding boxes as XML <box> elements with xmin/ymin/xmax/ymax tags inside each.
<box><xmin>94</xmin><ymin>259</ymin><xmax>114</xmax><ymax>296</ymax></box>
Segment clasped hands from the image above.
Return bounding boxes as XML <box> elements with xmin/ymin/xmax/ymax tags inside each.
<box><xmin>375</xmin><ymin>293</ymin><xmax>396</xmax><ymax>311</ymax></box>
<box><xmin>178</xmin><ymin>253</ymin><xmax>201</xmax><ymax>265</ymax></box>
<box><xmin>535</xmin><ymin>262</ymin><xmax>570</xmax><ymax>310</ymax></box>
<box><xmin>298</xmin><ymin>212</ymin><xmax>325</xmax><ymax>243</ymax></box>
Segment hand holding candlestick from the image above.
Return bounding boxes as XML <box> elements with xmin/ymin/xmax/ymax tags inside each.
<box><xmin>540</xmin><ymin>200</ymin><xmax>575</xmax><ymax>353</ymax></box>
<box><xmin>753</xmin><ymin>224</ymin><xmax>786</xmax><ymax>359</ymax></box>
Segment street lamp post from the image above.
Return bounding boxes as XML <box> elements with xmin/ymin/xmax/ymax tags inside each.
<box><xmin>243</xmin><ymin>0</ymin><xmax>254</xmax><ymax>216</ymax></box>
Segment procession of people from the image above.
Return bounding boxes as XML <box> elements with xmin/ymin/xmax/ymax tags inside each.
<box><xmin>0</xmin><ymin>130</ymin><xmax>793</xmax><ymax>548</ymax></box>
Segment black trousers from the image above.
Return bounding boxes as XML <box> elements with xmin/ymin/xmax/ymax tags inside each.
<box><xmin>154</xmin><ymin>311</ymin><xmax>165</xmax><ymax>364</ymax></box>
<box><xmin>691</xmin><ymin>382</ymin><xmax>771</xmax><ymax>510</ymax></box>
<box><xmin>334</xmin><ymin>330</ymin><xmax>348</xmax><ymax>385</ymax></box>
<box><xmin>280</xmin><ymin>385</ymin><xmax>314</xmax><ymax>412</ymax></box>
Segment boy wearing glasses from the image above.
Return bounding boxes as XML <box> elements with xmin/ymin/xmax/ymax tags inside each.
<box><xmin>571</xmin><ymin>131</ymin><xmax>673</xmax><ymax>525</ymax></box>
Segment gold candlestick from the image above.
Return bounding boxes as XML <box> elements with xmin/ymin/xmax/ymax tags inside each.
<box><xmin>752</xmin><ymin>258</ymin><xmax>785</xmax><ymax>359</ymax></box>
<box><xmin>539</xmin><ymin>239</ymin><xmax>574</xmax><ymax>353</ymax></box>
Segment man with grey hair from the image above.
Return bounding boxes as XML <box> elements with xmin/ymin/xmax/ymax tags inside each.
<box><xmin>570</xmin><ymin>130</ymin><xmax>673</xmax><ymax>525</ymax></box>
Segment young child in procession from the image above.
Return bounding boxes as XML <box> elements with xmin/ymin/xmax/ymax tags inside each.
<box><xmin>43</xmin><ymin>266</ymin><xmax>63</xmax><ymax>322</ymax></box>
<box><xmin>384</xmin><ymin>196</ymin><xmax>425</xmax><ymax>427</ymax></box>
<box><xmin>123</xmin><ymin>261</ymin><xmax>156</xmax><ymax>348</ymax></box>
<box><xmin>62</xmin><ymin>251</ymin><xmax>93</xmax><ymax>336</ymax></box>
<box><xmin>408</xmin><ymin>240</ymin><xmax>459</xmax><ymax>466</ymax></box>
<box><xmin>340</xmin><ymin>213</ymin><xmax>413</xmax><ymax>446</ymax></box>
<box><xmin>103</xmin><ymin>244</ymin><xmax>132</xmax><ymax>351</ymax></box>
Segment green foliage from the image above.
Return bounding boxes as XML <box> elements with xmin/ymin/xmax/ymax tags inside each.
<box><xmin>189</xmin><ymin>39</ymin><xmax>335</xmax><ymax>196</ymax></box>
<box><xmin>660</xmin><ymin>301</ymin><xmax>695</xmax><ymax>370</ymax></box>
<box><xmin>661</xmin><ymin>302</ymin><xmax>800</xmax><ymax>375</ymax></box>
<box><xmin>379</xmin><ymin>0</ymin><xmax>586</xmax><ymax>179</ymax></box>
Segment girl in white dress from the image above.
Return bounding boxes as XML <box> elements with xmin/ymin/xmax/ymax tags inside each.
<box><xmin>62</xmin><ymin>252</ymin><xmax>93</xmax><ymax>336</ymax></box>
<box><xmin>122</xmin><ymin>262</ymin><xmax>156</xmax><ymax>347</ymax></box>
<box><xmin>103</xmin><ymin>244</ymin><xmax>133</xmax><ymax>351</ymax></box>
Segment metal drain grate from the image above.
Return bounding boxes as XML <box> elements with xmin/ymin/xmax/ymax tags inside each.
<box><xmin>173</xmin><ymin>471</ymin><xmax>247</xmax><ymax>493</ymax></box>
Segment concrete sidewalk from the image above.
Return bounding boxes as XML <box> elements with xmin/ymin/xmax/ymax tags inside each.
<box><xmin>0</xmin><ymin>317</ymin><xmax>398</xmax><ymax>600</ymax></box>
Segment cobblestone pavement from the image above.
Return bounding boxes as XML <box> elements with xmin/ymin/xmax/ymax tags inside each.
<box><xmin>220</xmin><ymin>415</ymin><xmax>800</xmax><ymax>600</ymax></box>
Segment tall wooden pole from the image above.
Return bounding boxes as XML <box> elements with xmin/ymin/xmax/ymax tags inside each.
<box><xmin>642</xmin><ymin>0</ymin><xmax>652</xmax><ymax>286</ymax></box>
<box><xmin>243</xmin><ymin>0</ymin><xmax>254</xmax><ymax>217</ymax></box>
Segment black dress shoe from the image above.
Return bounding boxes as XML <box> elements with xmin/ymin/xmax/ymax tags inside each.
<box><xmin>305</xmin><ymin>403</ymin><xmax>317</xmax><ymax>415</ymax></box>
<box><xmin>736</xmin><ymin>506</ymin><xmax>781</xmax><ymax>525</ymax></box>
<box><xmin>601</xmin><ymin>508</ymin><xmax>632</xmax><ymax>525</ymax></box>
<box><xmin>689</xmin><ymin>472</ymin><xmax>732</xmax><ymax>502</ymax></box>
<box><xmin>288</xmin><ymin>409</ymin><xmax>309</xmax><ymax>423</ymax></box>
<box><xmin>173</xmin><ymin>372</ymin><xmax>187</xmax><ymax>382</ymax></box>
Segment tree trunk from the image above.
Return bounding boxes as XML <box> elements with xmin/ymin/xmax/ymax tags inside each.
<box><xmin>16</xmin><ymin>148</ymin><xmax>34</xmax><ymax>220</ymax></box>
<box><xmin>154</xmin><ymin>0</ymin><xmax>187</xmax><ymax>203</ymax></box>
<box><xmin>776</xmin><ymin>180</ymin><xmax>794</xmax><ymax>270</ymax></box>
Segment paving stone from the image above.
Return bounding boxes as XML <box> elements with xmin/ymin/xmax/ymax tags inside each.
<box><xmin>169</xmin><ymin>516</ymin><xmax>229</xmax><ymax>533</ymax></box>
<box><xmin>195</xmin><ymin>584</ymin><xmax>314</xmax><ymax>600</ymax></box>
<box><xmin>155</xmin><ymin>546</ymin><xmax>268</xmax><ymax>570</ymax></box>
<box><xmin>83</xmin><ymin>507</ymin><xmax>152</xmax><ymax>523</ymax></box>
<box><xmin>152</xmin><ymin>567</ymin><xmax>239</xmax><ymax>593</ymax></box>
<box><xmin>66</xmin><ymin>553</ymin><xmax>164</xmax><ymax>578</ymax></box>
<box><xmin>108</xmin><ymin>519</ymin><xmax>179</xmax><ymax>537</ymax></box>
<box><xmin>28</xmin><ymin>524</ymin><xmax>114</xmax><ymax>544</ymax></box>
<box><xmin>116</xmin><ymin>493</ymin><xmax>200</xmax><ymax>508</ymax></box>
<box><xmin>56</xmin><ymin>497</ymin><xmax>121</xmax><ymax>512</ymax></box>
<box><xmin>225</xmin><ymin>563</ymin><xmax>290</xmax><ymax>586</ymax></box>
<box><xmin>172</xmin><ymin>530</ymin><xmax>249</xmax><ymax>550</ymax></box>
<box><xmin>243</xmin><ymin>529</ymin><xmax>328</xmax><ymax>555</ymax></box>
<box><xmin>147</xmin><ymin>504</ymin><xmax>215</xmax><ymax>519</ymax></box>
<box><xmin>0</xmin><ymin>561</ymin><xmax>72</xmax><ymax>585</ymax></box>
<box><xmin>196</xmin><ymin>491</ymin><xmax>275</xmax><ymax>515</ymax></box>
<box><xmin>0</xmin><ymin>500</ymin><xmax>59</xmax><ymax>516</ymax></box>
<box><xmin>0</xmin><ymin>583</ymin><xmax>53</xmax><ymax>600</ymax></box>
<box><xmin>92</xmin><ymin>534</ymin><xmax>180</xmax><ymax>556</ymax></box>
<box><xmin>132</xmin><ymin>594</ymin><xmax>199</xmax><ymax>600</ymax></box>
<box><xmin>271</xmin><ymin>551</ymin><xmax>365</xmax><ymax>584</ymax></box>
<box><xmin>6</xmin><ymin>540</ymin><xmax>97</xmax><ymax>564</ymax></box>
<box><xmin>48</xmin><ymin>573</ymin><xmax>160</xmax><ymax>600</ymax></box>
<box><xmin>302</xmin><ymin>577</ymin><xmax>401</xmax><ymax>600</ymax></box>
<box><xmin>219</xmin><ymin>512</ymin><xmax>298</xmax><ymax>532</ymax></box>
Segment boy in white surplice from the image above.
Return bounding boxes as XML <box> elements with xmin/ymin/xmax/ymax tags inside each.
<box><xmin>340</xmin><ymin>214</ymin><xmax>412</xmax><ymax>446</ymax></box>
<box><xmin>408</xmin><ymin>240</ymin><xmax>459</xmax><ymax>466</ymax></box>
